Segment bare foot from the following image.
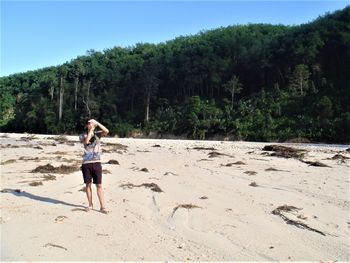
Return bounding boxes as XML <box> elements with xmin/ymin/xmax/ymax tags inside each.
<box><xmin>85</xmin><ymin>205</ymin><xmax>93</xmax><ymax>212</ymax></box>
<box><xmin>100</xmin><ymin>208</ymin><xmax>109</xmax><ymax>214</ymax></box>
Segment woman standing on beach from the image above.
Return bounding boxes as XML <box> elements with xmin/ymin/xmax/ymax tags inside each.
<box><xmin>79</xmin><ymin>119</ymin><xmax>109</xmax><ymax>214</ymax></box>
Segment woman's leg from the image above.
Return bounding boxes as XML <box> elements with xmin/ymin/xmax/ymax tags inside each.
<box><xmin>96</xmin><ymin>184</ymin><xmax>107</xmax><ymax>213</ymax></box>
<box><xmin>85</xmin><ymin>183</ymin><xmax>93</xmax><ymax>210</ymax></box>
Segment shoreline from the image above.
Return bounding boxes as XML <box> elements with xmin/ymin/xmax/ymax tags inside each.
<box><xmin>1</xmin><ymin>132</ymin><xmax>349</xmax><ymax>149</ymax></box>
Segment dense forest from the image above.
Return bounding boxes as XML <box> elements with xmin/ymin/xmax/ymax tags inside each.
<box><xmin>1</xmin><ymin>7</ymin><xmax>349</xmax><ymax>143</ymax></box>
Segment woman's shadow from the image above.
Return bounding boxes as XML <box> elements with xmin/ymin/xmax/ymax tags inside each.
<box><xmin>1</xmin><ymin>188</ymin><xmax>85</xmax><ymax>209</ymax></box>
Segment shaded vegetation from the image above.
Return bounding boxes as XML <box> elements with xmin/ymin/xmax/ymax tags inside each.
<box><xmin>1</xmin><ymin>8</ymin><xmax>349</xmax><ymax>143</ymax></box>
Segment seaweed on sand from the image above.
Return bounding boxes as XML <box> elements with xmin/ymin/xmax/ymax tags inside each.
<box><xmin>249</xmin><ymin>182</ymin><xmax>258</xmax><ymax>187</ymax></box>
<box><xmin>301</xmin><ymin>160</ymin><xmax>331</xmax><ymax>167</ymax></box>
<box><xmin>224</xmin><ymin>161</ymin><xmax>246</xmax><ymax>166</ymax></box>
<box><xmin>106</xmin><ymin>160</ymin><xmax>119</xmax><ymax>165</ymax></box>
<box><xmin>192</xmin><ymin>147</ymin><xmax>217</xmax><ymax>151</ymax></box>
<box><xmin>208</xmin><ymin>151</ymin><xmax>231</xmax><ymax>158</ymax></box>
<box><xmin>272</xmin><ymin>205</ymin><xmax>326</xmax><ymax>236</ymax></box>
<box><xmin>29</xmin><ymin>181</ymin><xmax>43</xmax><ymax>186</ymax></box>
<box><xmin>171</xmin><ymin>204</ymin><xmax>201</xmax><ymax>217</ymax></box>
<box><xmin>262</xmin><ymin>145</ymin><xmax>306</xmax><ymax>159</ymax></box>
<box><xmin>32</xmin><ymin>164</ymin><xmax>80</xmax><ymax>174</ymax></box>
<box><xmin>120</xmin><ymin>182</ymin><xmax>163</xmax><ymax>193</ymax></box>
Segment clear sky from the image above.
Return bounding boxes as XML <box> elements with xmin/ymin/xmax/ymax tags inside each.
<box><xmin>1</xmin><ymin>0</ymin><xmax>349</xmax><ymax>77</ymax></box>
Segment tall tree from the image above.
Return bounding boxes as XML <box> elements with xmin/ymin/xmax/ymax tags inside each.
<box><xmin>57</xmin><ymin>64</ymin><xmax>68</xmax><ymax>121</ymax></box>
<box><xmin>289</xmin><ymin>64</ymin><xmax>310</xmax><ymax>96</ymax></box>
<box><xmin>223</xmin><ymin>75</ymin><xmax>243</xmax><ymax>109</ymax></box>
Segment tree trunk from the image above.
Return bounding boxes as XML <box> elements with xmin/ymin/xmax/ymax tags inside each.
<box><xmin>50</xmin><ymin>86</ymin><xmax>54</xmax><ymax>101</ymax></box>
<box><xmin>74</xmin><ymin>78</ymin><xmax>79</xmax><ymax>111</ymax></box>
<box><xmin>86</xmin><ymin>80</ymin><xmax>91</xmax><ymax>102</ymax></box>
<box><xmin>58</xmin><ymin>76</ymin><xmax>64</xmax><ymax>121</ymax></box>
<box><xmin>145</xmin><ymin>90</ymin><xmax>150</xmax><ymax>122</ymax></box>
<box><xmin>130</xmin><ymin>87</ymin><xmax>135</xmax><ymax>113</ymax></box>
<box><xmin>231</xmin><ymin>90</ymin><xmax>234</xmax><ymax>110</ymax></box>
<box><xmin>86</xmin><ymin>80</ymin><xmax>91</xmax><ymax>116</ymax></box>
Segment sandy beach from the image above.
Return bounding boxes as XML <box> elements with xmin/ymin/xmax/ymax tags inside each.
<box><xmin>0</xmin><ymin>132</ymin><xmax>349</xmax><ymax>261</ymax></box>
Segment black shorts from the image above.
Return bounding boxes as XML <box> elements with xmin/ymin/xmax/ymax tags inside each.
<box><xmin>81</xmin><ymin>162</ymin><xmax>102</xmax><ymax>184</ymax></box>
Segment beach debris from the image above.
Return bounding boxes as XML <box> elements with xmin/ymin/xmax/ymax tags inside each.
<box><xmin>272</xmin><ymin>205</ymin><xmax>326</xmax><ymax>236</ymax></box>
<box><xmin>224</xmin><ymin>161</ymin><xmax>246</xmax><ymax>166</ymax></box>
<box><xmin>249</xmin><ymin>182</ymin><xmax>258</xmax><ymax>187</ymax></box>
<box><xmin>208</xmin><ymin>151</ymin><xmax>231</xmax><ymax>158</ymax></box>
<box><xmin>301</xmin><ymin>160</ymin><xmax>331</xmax><ymax>167</ymax></box>
<box><xmin>106</xmin><ymin>159</ymin><xmax>119</xmax><ymax>165</ymax></box>
<box><xmin>163</xmin><ymin>172</ymin><xmax>179</xmax><ymax>176</ymax></box>
<box><xmin>44</xmin><ymin>243</ymin><xmax>68</xmax><ymax>251</ymax></box>
<box><xmin>33</xmin><ymin>146</ymin><xmax>43</xmax><ymax>150</ymax></box>
<box><xmin>197</xmin><ymin>159</ymin><xmax>213</xmax><ymax>162</ymax></box>
<box><xmin>19</xmin><ymin>156</ymin><xmax>39</xmax><ymax>161</ymax></box>
<box><xmin>104</xmin><ymin>142</ymin><xmax>128</xmax><ymax>151</ymax></box>
<box><xmin>1</xmin><ymin>144</ymin><xmax>20</xmax><ymax>148</ymax></box>
<box><xmin>29</xmin><ymin>181</ymin><xmax>43</xmax><ymax>186</ymax></box>
<box><xmin>199</xmin><ymin>196</ymin><xmax>208</xmax><ymax>199</ymax></box>
<box><xmin>56</xmin><ymin>135</ymin><xmax>68</xmax><ymax>143</ymax></box>
<box><xmin>152</xmin><ymin>144</ymin><xmax>161</xmax><ymax>147</ymax></box>
<box><xmin>46</xmin><ymin>135</ymin><xmax>73</xmax><ymax>145</ymax></box>
<box><xmin>55</xmin><ymin>216</ymin><xmax>68</xmax><ymax>222</ymax></box>
<box><xmin>20</xmin><ymin>134</ymin><xmax>37</xmax><ymax>141</ymax></box>
<box><xmin>1</xmin><ymin>159</ymin><xmax>17</xmax><ymax>165</ymax></box>
<box><xmin>329</xmin><ymin>154</ymin><xmax>350</xmax><ymax>164</ymax></box>
<box><xmin>244</xmin><ymin>171</ymin><xmax>257</xmax><ymax>175</ymax></box>
<box><xmin>140</xmin><ymin>168</ymin><xmax>149</xmax><ymax>172</ymax></box>
<box><xmin>42</xmin><ymin>174</ymin><xmax>56</xmax><ymax>181</ymax></box>
<box><xmin>192</xmin><ymin>147</ymin><xmax>217</xmax><ymax>151</ymax></box>
<box><xmin>1</xmin><ymin>188</ymin><xmax>22</xmax><ymax>194</ymax></box>
<box><xmin>49</xmin><ymin>151</ymin><xmax>65</xmax><ymax>155</ymax></box>
<box><xmin>177</xmin><ymin>243</ymin><xmax>186</xmax><ymax>249</ymax></box>
<box><xmin>297</xmin><ymin>214</ymin><xmax>308</xmax><ymax>220</ymax></box>
<box><xmin>262</xmin><ymin>145</ymin><xmax>306</xmax><ymax>159</ymax></box>
<box><xmin>71</xmin><ymin>208</ymin><xmax>86</xmax><ymax>212</ymax></box>
<box><xmin>120</xmin><ymin>182</ymin><xmax>163</xmax><ymax>193</ymax></box>
<box><xmin>31</xmin><ymin>163</ymin><xmax>80</xmax><ymax>174</ymax></box>
<box><xmin>171</xmin><ymin>204</ymin><xmax>201</xmax><ymax>217</ymax></box>
<box><xmin>141</xmin><ymin>183</ymin><xmax>162</xmax><ymax>192</ymax></box>
<box><xmin>265</xmin><ymin>167</ymin><xmax>282</xmax><ymax>171</ymax></box>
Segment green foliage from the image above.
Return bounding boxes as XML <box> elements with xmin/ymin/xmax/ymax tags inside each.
<box><xmin>112</xmin><ymin>122</ymin><xmax>135</xmax><ymax>138</ymax></box>
<box><xmin>0</xmin><ymin>7</ymin><xmax>349</xmax><ymax>143</ymax></box>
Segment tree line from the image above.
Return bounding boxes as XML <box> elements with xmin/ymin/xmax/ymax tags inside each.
<box><xmin>1</xmin><ymin>7</ymin><xmax>349</xmax><ymax>143</ymax></box>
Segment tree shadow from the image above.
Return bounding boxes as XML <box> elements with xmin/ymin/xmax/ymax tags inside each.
<box><xmin>1</xmin><ymin>188</ymin><xmax>85</xmax><ymax>208</ymax></box>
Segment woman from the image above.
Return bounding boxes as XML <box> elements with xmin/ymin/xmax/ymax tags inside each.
<box><xmin>79</xmin><ymin>119</ymin><xmax>109</xmax><ymax>214</ymax></box>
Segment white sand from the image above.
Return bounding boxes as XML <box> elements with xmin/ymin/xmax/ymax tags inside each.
<box><xmin>0</xmin><ymin>132</ymin><xmax>349</xmax><ymax>261</ymax></box>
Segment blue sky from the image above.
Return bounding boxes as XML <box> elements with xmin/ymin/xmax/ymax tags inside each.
<box><xmin>1</xmin><ymin>0</ymin><xmax>349</xmax><ymax>77</ymax></box>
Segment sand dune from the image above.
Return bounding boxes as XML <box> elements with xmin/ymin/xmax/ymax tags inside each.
<box><xmin>0</xmin><ymin>133</ymin><xmax>349</xmax><ymax>261</ymax></box>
